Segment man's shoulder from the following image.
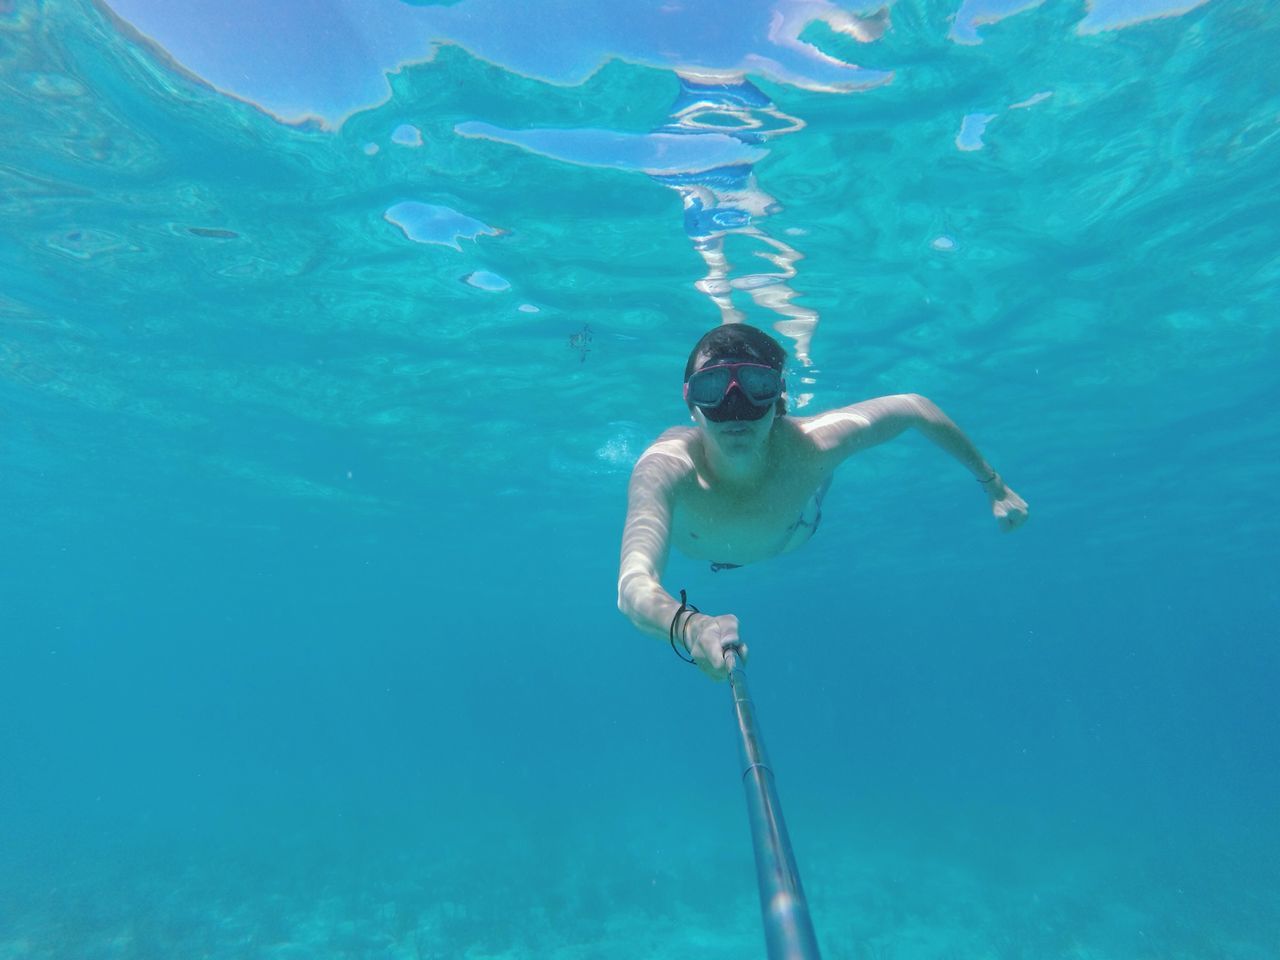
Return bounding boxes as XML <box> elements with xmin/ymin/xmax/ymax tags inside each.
<box><xmin>637</xmin><ymin>426</ymin><xmax>698</xmax><ymax>464</ymax></box>
<box><xmin>771</xmin><ymin>413</ymin><xmax>855</xmax><ymax>473</ymax></box>
<box><xmin>650</xmin><ymin>425</ymin><xmax>698</xmax><ymax>447</ymax></box>
<box><xmin>775</xmin><ymin>414</ymin><xmax>830</xmax><ymax>454</ymax></box>
<box><xmin>787</xmin><ymin>402</ymin><xmax>880</xmax><ymax>453</ymax></box>
<box><xmin>630</xmin><ymin>427</ymin><xmax>698</xmax><ymax>486</ymax></box>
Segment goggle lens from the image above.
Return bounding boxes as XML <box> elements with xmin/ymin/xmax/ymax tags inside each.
<box><xmin>686</xmin><ymin>363</ymin><xmax>782</xmax><ymax>408</ymax></box>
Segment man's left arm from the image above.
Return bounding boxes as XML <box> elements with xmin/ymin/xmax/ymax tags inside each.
<box><xmin>801</xmin><ymin>393</ymin><xmax>1029</xmax><ymax>531</ymax></box>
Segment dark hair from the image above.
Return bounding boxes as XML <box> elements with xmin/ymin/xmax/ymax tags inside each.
<box><xmin>684</xmin><ymin>323</ymin><xmax>788</xmax><ymax>416</ymax></box>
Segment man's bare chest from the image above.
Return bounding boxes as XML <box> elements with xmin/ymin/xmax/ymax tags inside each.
<box><xmin>671</xmin><ymin>467</ymin><xmax>828</xmax><ymax>564</ymax></box>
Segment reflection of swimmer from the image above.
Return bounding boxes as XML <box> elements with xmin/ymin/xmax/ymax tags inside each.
<box><xmin>617</xmin><ymin>324</ymin><xmax>1030</xmax><ymax>681</ymax></box>
<box><xmin>651</xmin><ymin>78</ymin><xmax>820</xmax><ymax>370</ymax></box>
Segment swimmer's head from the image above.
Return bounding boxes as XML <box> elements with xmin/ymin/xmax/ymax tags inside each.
<box><xmin>684</xmin><ymin>323</ymin><xmax>788</xmax><ymax>422</ymax></box>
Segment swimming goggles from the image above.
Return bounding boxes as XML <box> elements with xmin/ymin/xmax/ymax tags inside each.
<box><xmin>684</xmin><ymin>362</ymin><xmax>783</xmax><ymax>409</ymax></box>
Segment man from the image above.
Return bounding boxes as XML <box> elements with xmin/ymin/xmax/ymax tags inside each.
<box><xmin>617</xmin><ymin>323</ymin><xmax>1029</xmax><ymax>681</ymax></box>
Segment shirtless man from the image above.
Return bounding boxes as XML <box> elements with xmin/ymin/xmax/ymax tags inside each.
<box><xmin>617</xmin><ymin>323</ymin><xmax>1029</xmax><ymax>681</ymax></box>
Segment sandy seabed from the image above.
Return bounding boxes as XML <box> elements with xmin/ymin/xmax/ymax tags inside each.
<box><xmin>3</xmin><ymin>820</ymin><xmax>1276</xmax><ymax>960</ymax></box>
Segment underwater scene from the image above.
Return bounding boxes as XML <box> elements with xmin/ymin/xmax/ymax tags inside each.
<box><xmin>1</xmin><ymin>0</ymin><xmax>1277</xmax><ymax>957</ymax></box>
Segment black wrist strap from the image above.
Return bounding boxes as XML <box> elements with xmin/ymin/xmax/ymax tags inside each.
<box><xmin>669</xmin><ymin>589</ymin><xmax>698</xmax><ymax>664</ymax></box>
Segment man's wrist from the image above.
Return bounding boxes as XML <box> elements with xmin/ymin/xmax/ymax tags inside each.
<box><xmin>680</xmin><ymin>612</ymin><xmax>705</xmax><ymax>655</ymax></box>
<box><xmin>976</xmin><ymin>470</ymin><xmax>1004</xmax><ymax>495</ymax></box>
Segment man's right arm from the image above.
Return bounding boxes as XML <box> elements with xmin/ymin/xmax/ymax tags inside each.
<box><xmin>617</xmin><ymin>433</ymin><xmax>689</xmax><ymax>642</ymax></box>
<box><xmin>617</xmin><ymin>431</ymin><xmax>745</xmax><ymax>681</ymax></box>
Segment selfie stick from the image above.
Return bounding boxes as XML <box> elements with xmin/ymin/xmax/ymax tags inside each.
<box><xmin>724</xmin><ymin>646</ymin><xmax>823</xmax><ymax>959</ymax></box>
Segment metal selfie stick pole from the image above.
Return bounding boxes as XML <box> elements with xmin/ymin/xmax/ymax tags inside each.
<box><xmin>724</xmin><ymin>647</ymin><xmax>823</xmax><ymax>960</ymax></box>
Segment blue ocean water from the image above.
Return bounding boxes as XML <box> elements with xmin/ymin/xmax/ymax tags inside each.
<box><xmin>2</xmin><ymin>0</ymin><xmax>1278</xmax><ymax>957</ymax></box>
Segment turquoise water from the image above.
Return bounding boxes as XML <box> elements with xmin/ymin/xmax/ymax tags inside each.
<box><xmin>3</xmin><ymin>0</ymin><xmax>1278</xmax><ymax>957</ymax></box>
